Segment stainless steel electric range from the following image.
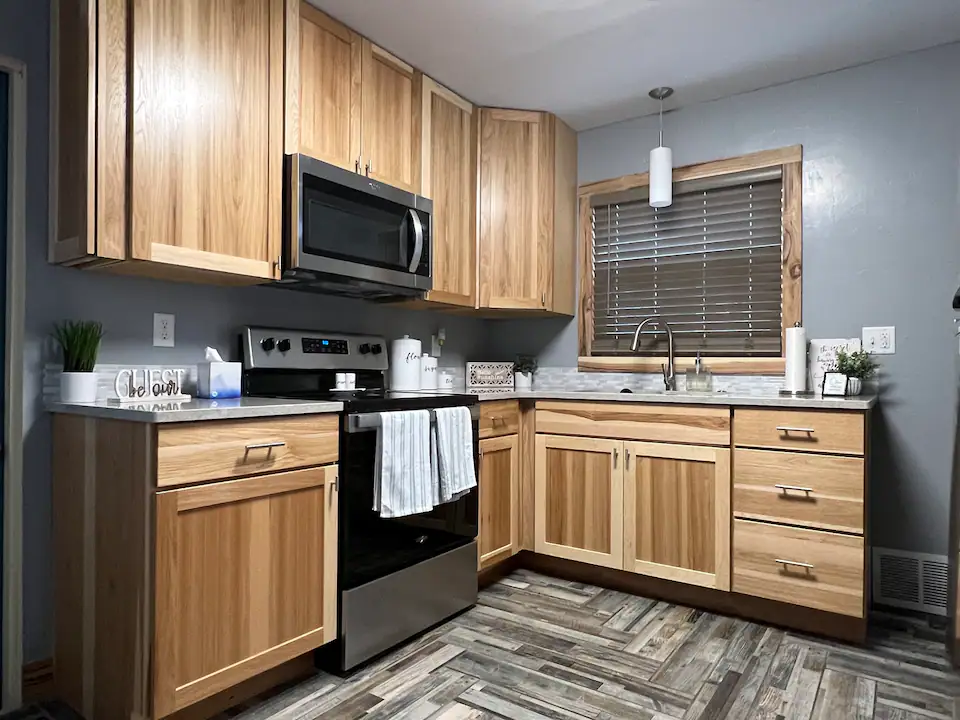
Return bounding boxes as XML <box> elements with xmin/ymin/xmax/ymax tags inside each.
<box><xmin>241</xmin><ymin>326</ymin><xmax>479</xmax><ymax>672</ymax></box>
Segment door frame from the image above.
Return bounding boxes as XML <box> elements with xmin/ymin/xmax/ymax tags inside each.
<box><xmin>0</xmin><ymin>54</ymin><xmax>26</xmax><ymax>712</ymax></box>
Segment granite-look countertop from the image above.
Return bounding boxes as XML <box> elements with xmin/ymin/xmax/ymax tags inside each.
<box><xmin>466</xmin><ymin>388</ymin><xmax>877</xmax><ymax>411</ymax></box>
<box><xmin>46</xmin><ymin>397</ymin><xmax>344</xmax><ymax>423</ymax></box>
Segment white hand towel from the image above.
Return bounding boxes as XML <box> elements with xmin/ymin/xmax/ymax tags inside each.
<box><xmin>434</xmin><ymin>406</ymin><xmax>478</xmax><ymax>503</ymax></box>
<box><xmin>374</xmin><ymin>410</ymin><xmax>434</xmax><ymax>518</ymax></box>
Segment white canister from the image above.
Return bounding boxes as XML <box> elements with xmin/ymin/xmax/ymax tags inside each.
<box><xmin>420</xmin><ymin>354</ymin><xmax>438</xmax><ymax>390</ymax></box>
<box><xmin>389</xmin><ymin>335</ymin><xmax>422</xmax><ymax>391</ymax></box>
<box><xmin>61</xmin><ymin>372</ymin><xmax>98</xmax><ymax>403</ymax></box>
<box><xmin>439</xmin><ymin>371</ymin><xmax>454</xmax><ymax>390</ymax></box>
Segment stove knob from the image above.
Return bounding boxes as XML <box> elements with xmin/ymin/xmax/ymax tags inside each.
<box><xmin>261</xmin><ymin>337</ymin><xmax>276</xmax><ymax>352</ymax></box>
<box><xmin>371</xmin><ymin>343</ymin><xmax>383</xmax><ymax>355</ymax></box>
<box><xmin>358</xmin><ymin>343</ymin><xmax>371</xmax><ymax>355</ymax></box>
<box><xmin>277</xmin><ymin>338</ymin><xmax>292</xmax><ymax>353</ymax></box>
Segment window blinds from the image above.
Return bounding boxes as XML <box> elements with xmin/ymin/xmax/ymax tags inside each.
<box><xmin>591</xmin><ymin>169</ymin><xmax>784</xmax><ymax>357</ymax></box>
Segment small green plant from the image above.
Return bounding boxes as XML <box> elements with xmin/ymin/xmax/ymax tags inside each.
<box><xmin>833</xmin><ymin>349</ymin><xmax>878</xmax><ymax>380</ymax></box>
<box><xmin>514</xmin><ymin>355</ymin><xmax>538</xmax><ymax>376</ymax></box>
<box><xmin>53</xmin><ymin>320</ymin><xmax>104</xmax><ymax>373</ymax></box>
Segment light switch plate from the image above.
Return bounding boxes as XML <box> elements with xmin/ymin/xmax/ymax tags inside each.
<box><xmin>862</xmin><ymin>326</ymin><xmax>895</xmax><ymax>354</ymax></box>
<box><xmin>153</xmin><ymin>313</ymin><xmax>175</xmax><ymax>348</ymax></box>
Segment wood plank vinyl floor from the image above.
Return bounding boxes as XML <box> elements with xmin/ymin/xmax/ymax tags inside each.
<box><xmin>13</xmin><ymin>570</ymin><xmax>960</xmax><ymax>719</ymax></box>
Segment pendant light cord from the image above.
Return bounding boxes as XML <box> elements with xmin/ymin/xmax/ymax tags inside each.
<box><xmin>659</xmin><ymin>96</ymin><xmax>664</xmax><ymax>148</ymax></box>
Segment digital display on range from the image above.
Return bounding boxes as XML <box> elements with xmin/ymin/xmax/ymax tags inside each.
<box><xmin>302</xmin><ymin>337</ymin><xmax>349</xmax><ymax>354</ymax></box>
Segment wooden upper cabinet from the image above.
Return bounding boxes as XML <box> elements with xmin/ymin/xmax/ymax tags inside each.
<box><xmin>478</xmin><ymin>109</ymin><xmax>577</xmax><ymax>314</ymax></box>
<box><xmin>478</xmin><ymin>434</ymin><xmax>519</xmax><ymax>570</ymax></box>
<box><xmin>420</xmin><ymin>77</ymin><xmax>477</xmax><ymax>308</ymax></box>
<box><xmin>291</xmin><ymin>2</ymin><xmax>361</xmax><ymax>171</ymax></box>
<box><xmin>131</xmin><ymin>0</ymin><xmax>284</xmax><ymax>280</ymax></box>
<box><xmin>622</xmin><ymin>442</ymin><xmax>731</xmax><ymax>591</ymax></box>
<box><xmin>534</xmin><ymin>434</ymin><xmax>623</xmax><ymax>569</ymax></box>
<box><xmin>360</xmin><ymin>41</ymin><xmax>422</xmax><ymax>193</ymax></box>
<box><xmin>51</xmin><ymin>0</ymin><xmax>285</xmax><ymax>283</ymax></box>
<box><xmin>153</xmin><ymin>465</ymin><xmax>339</xmax><ymax>717</ymax></box>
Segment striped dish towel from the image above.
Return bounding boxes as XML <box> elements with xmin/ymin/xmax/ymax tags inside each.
<box><xmin>433</xmin><ymin>406</ymin><xmax>477</xmax><ymax>503</ymax></box>
<box><xmin>373</xmin><ymin>410</ymin><xmax>434</xmax><ymax>518</ymax></box>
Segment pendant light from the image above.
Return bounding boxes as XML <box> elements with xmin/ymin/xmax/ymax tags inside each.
<box><xmin>648</xmin><ymin>86</ymin><xmax>674</xmax><ymax>208</ymax></box>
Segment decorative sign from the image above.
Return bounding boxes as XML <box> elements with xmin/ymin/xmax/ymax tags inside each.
<box><xmin>808</xmin><ymin>338</ymin><xmax>861</xmax><ymax>395</ymax></box>
<box><xmin>821</xmin><ymin>372</ymin><xmax>849</xmax><ymax>397</ymax></box>
<box><xmin>114</xmin><ymin>368</ymin><xmax>191</xmax><ymax>403</ymax></box>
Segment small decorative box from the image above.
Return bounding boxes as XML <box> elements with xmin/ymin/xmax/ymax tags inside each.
<box><xmin>466</xmin><ymin>362</ymin><xmax>514</xmax><ymax>388</ymax></box>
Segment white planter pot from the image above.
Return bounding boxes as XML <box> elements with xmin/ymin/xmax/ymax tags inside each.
<box><xmin>514</xmin><ymin>371</ymin><xmax>533</xmax><ymax>391</ymax></box>
<box><xmin>846</xmin><ymin>377</ymin><xmax>863</xmax><ymax>396</ymax></box>
<box><xmin>60</xmin><ymin>372</ymin><xmax>98</xmax><ymax>404</ymax></box>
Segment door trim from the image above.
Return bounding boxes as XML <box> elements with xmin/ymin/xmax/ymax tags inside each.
<box><xmin>0</xmin><ymin>54</ymin><xmax>26</xmax><ymax>713</ymax></box>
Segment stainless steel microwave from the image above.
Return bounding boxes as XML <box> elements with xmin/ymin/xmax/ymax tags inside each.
<box><xmin>280</xmin><ymin>154</ymin><xmax>432</xmax><ymax>299</ymax></box>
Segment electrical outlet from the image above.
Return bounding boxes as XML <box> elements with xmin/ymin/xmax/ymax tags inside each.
<box><xmin>862</xmin><ymin>326</ymin><xmax>895</xmax><ymax>354</ymax></box>
<box><xmin>153</xmin><ymin>313</ymin><xmax>175</xmax><ymax>348</ymax></box>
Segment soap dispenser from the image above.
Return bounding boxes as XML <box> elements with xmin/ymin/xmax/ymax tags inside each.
<box><xmin>685</xmin><ymin>352</ymin><xmax>713</xmax><ymax>393</ymax></box>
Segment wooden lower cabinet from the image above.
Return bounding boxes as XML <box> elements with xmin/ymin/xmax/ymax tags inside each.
<box><xmin>153</xmin><ymin>466</ymin><xmax>339</xmax><ymax>717</ymax></box>
<box><xmin>478</xmin><ymin>435</ymin><xmax>519</xmax><ymax>569</ymax></box>
<box><xmin>534</xmin><ymin>434</ymin><xmax>623</xmax><ymax>569</ymax></box>
<box><xmin>623</xmin><ymin>442</ymin><xmax>731</xmax><ymax>590</ymax></box>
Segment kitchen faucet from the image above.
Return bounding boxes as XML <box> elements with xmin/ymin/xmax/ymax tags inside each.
<box><xmin>630</xmin><ymin>317</ymin><xmax>676</xmax><ymax>391</ymax></box>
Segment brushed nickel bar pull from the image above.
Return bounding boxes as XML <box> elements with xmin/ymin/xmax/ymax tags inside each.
<box><xmin>613</xmin><ymin>447</ymin><xmax>619</xmax><ymax>469</ymax></box>
<box><xmin>245</xmin><ymin>441</ymin><xmax>286</xmax><ymax>450</ymax></box>
<box><xmin>776</xmin><ymin>426</ymin><xmax>815</xmax><ymax>434</ymax></box>
<box><xmin>625</xmin><ymin>448</ymin><xmax>631</xmax><ymax>470</ymax></box>
<box><xmin>775</xmin><ymin>558</ymin><xmax>814</xmax><ymax>570</ymax></box>
<box><xmin>775</xmin><ymin>484</ymin><xmax>814</xmax><ymax>494</ymax></box>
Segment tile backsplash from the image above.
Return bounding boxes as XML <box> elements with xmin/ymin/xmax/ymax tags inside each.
<box><xmin>513</xmin><ymin>367</ymin><xmax>787</xmax><ymax>394</ymax></box>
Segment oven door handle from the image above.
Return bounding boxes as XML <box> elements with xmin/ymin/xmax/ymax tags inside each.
<box><xmin>407</xmin><ymin>209</ymin><xmax>424</xmax><ymax>273</ymax></box>
<box><xmin>347</xmin><ymin>405</ymin><xmax>480</xmax><ymax>433</ymax></box>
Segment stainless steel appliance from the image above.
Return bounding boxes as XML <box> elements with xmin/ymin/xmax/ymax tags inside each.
<box><xmin>241</xmin><ymin>326</ymin><xmax>478</xmax><ymax>672</ymax></box>
<box><xmin>280</xmin><ymin>154</ymin><xmax>432</xmax><ymax>299</ymax></box>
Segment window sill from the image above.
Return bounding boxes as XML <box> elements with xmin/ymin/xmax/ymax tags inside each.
<box><xmin>578</xmin><ymin>356</ymin><xmax>786</xmax><ymax>376</ymax></box>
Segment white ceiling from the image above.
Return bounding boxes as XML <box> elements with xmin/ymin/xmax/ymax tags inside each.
<box><xmin>306</xmin><ymin>0</ymin><xmax>960</xmax><ymax>130</ymax></box>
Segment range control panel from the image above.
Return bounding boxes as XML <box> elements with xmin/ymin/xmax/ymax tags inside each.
<box><xmin>242</xmin><ymin>327</ymin><xmax>389</xmax><ymax>371</ymax></box>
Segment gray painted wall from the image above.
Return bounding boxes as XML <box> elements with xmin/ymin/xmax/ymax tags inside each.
<box><xmin>497</xmin><ymin>42</ymin><xmax>960</xmax><ymax>561</ymax></box>
<box><xmin>3</xmin><ymin>1</ymin><xmax>490</xmax><ymax>662</ymax></box>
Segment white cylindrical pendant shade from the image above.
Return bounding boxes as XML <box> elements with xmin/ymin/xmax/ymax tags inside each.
<box><xmin>649</xmin><ymin>145</ymin><xmax>673</xmax><ymax>208</ymax></box>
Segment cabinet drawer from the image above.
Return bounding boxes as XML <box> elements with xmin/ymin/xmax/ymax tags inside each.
<box><xmin>734</xmin><ymin>409</ymin><xmax>864</xmax><ymax>455</ymax></box>
<box><xmin>480</xmin><ymin>400</ymin><xmax>520</xmax><ymax>439</ymax></box>
<box><xmin>733</xmin><ymin>520</ymin><xmax>864</xmax><ymax>617</ymax></box>
<box><xmin>734</xmin><ymin>449</ymin><xmax>864</xmax><ymax>533</ymax></box>
<box><xmin>536</xmin><ymin>401</ymin><xmax>730</xmax><ymax>446</ymax></box>
<box><xmin>157</xmin><ymin>415</ymin><xmax>339</xmax><ymax>487</ymax></box>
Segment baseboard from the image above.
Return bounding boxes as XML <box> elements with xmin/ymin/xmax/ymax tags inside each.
<box><xmin>21</xmin><ymin>658</ymin><xmax>54</xmax><ymax>704</ymax></box>
<box><xmin>517</xmin><ymin>551</ymin><xmax>868</xmax><ymax>645</ymax></box>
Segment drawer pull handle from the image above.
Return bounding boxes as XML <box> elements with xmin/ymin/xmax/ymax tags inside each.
<box><xmin>775</xmin><ymin>558</ymin><xmax>814</xmax><ymax>570</ymax></box>
<box><xmin>775</xmin><ymin>484</ymin><xmax>814</xmax><ymax>495</ymax></box>
<box><xmin>776</xmin><ymin>426</ymin><xmax>815</xmax><ymax>434</ymax></box>
<box><xmin>491</xmin><ymin>416</ymin><xmax>504</xmax><ymax>426</ymax></box>
<box><xmin>245</xmin><ymin>441</ymin><xmax>286</xmax><ymax>451</ymax></box>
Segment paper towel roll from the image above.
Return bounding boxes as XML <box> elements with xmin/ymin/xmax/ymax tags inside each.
<box><xmin>784</xmin><ymin>325</ymin><xmax>807</xmax><ymax>393</ymax></box>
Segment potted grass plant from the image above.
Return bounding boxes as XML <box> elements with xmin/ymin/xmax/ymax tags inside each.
<box><xmin>513</xmin><ymin>355</ymin><xmax>537</xmax><ymax>391</ymax></box>
<box><xmin>53</xmin><ymin>320</ymin><xmax>104</xmax><ymax>403</ymax></box>
<box><xmin>833</xmin><ymin>348</ymin><xmax>878</xmax><ymax>396</ymax></box>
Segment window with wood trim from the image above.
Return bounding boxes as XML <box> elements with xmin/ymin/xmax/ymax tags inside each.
<box><xmin>577</xmin><ymin>147</ymin><xmax>802</xmax><ymax>374</ymax></box>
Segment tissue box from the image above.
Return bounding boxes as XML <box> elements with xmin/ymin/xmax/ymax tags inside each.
<box><xmin>197</xmin><ymin>362</ymin><xmax>241</xmax><ymax>399</ymax></box>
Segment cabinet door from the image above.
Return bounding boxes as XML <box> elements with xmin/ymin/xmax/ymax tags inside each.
<box><xmin>623</xmin><ymin>442</ymin><xmax>731</xmax><ymax>590</ymax></box>
<box><xmin>478</xmin><ymin>109</ymin><xmax>550</xmax><ymax>310</ymax></box>
<box><xmin>153</xmin><ymin>466</ymin><xmax>338</xmax><ymax>717</ymax></box>
<box><xmin>130</xmin><ymin>0</ymin><xmax>284</xmax><ymax>280</ymax></box>
<box><xmin>478</xmin><ymin>435</ymin><xmax>519</xmax><ymax>570</ymax></box>
<box><xmin>534</xmin><ymin>435</ymin><xmax>623</xmax><ymax>569</ymax></box>
<box><xmin>295</xmin><ymin>2</ymin><xmax>361</xmax><ymax>171</ymax></box>
<box><xmin>421</xmin><ymin>78</ymin><xmax>477</xmax><ymax>308</ymax></box>
<box><xmin>361</xmin><ymin>40</ymin><xmax>421</xmax><ymax>193</ymax></box>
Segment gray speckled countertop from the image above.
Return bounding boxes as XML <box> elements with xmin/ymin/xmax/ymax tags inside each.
<box><xmin>46</xmin><ymin>397</ymin><xmax>344</xmax><ymax>423</ymax></box>
<box><xmin>466</xmin><ymin>388</ymin><xmax>877</xmax><ymax>410</ymax></box>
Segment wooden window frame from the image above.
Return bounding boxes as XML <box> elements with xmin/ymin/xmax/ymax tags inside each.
<box><xmin>577</xmin><ymin>145</ymin><xmax>802</xmax><ymax>375</ymax></box>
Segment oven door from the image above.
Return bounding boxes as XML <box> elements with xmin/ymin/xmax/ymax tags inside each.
<box><xmin>340</xmin><ymin>408</ymin><xmax>479</xmax><ymax>591</ymax></box>
<box><xmin>287</xmin><ymin>154</ymin><xmax>432</xmax><ymax>292</ymax></box>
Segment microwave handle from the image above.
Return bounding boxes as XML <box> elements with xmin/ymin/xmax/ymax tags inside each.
<box><xmin>407</xmin><ymin>209</ymin><xmax>424</xmax><ymax>272</ymax></box>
